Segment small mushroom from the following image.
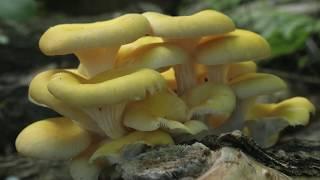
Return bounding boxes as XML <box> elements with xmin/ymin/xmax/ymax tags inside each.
<box><xmin>47</xmin><ymin>68</ymin><xmax>166</xmax><ymax>138</ymax></box>
<box><xmin>89</xmin><ymin>130</ymin><xmax>174</xmax><ymax>163</ymax></box>
<box><xmin>217</xmin><ymin>73</ymin><xmax>287</xmax><ymax>132</ymax></box>
<box><xmin>246</xmin><ymin>97</ymin><xmax>315</xmax><ymax>125</ymax></box>
<box><xmin>244</xmin><ymin>97</ymin><xmax>315</xmax><ymax>147</ymax></box>
<box><xmin>182</xmin><ymin>82</ymin><xmax>236</xmax><ymax>128</ymax></box>
<box><xmin>123</xmin><ymin>91</ymin><xmax>207</xmax><ymax>135</ymax></box>
<box><xmin>196</xmin><ymin>30</ymin><xmax>270</xmax><ymax>84</ymax></box>
<box><xmin>15</xmin><ymin>117</ymin><xmax>91</xmax><ymax>160</ymax></box>
<box><xmin>28</xmin><ymin>70</ymin><xmax>103</xmax><ymax>134</ymax></box>
<box><xmin>230</xmin><ymin>73</ymin><xmax>287</xmax><ymax>99</ymax></box>
<box><xmin>143</xmin><ymin>10</ymin><xmax>235</xmax><ymax>95</ymax></box>
<box><xmin>39</xmin><ymin>14</ymin><xmax>151</xmax><ymax>78</ymax></box>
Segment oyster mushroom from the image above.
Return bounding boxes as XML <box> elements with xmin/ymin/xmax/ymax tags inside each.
<box><xmin>143</xmin><ymin>10</ymin><xmax>235</xmax><ymax>95</ymax></box>
<box><xmin>39</xmin><ymin>14</ymin><xmax>151</xmax><ymax>78</ymax></box>
<box><xmin>196</xmin><ymin>30</ymin><xmax>270</xmax><ymax>84</ymax></box>
<box><xmin>28</xmin><ymin>70</ymin><xmax>103</xmax><ymax>134</ymax></box>
<box><xmin>182</xmin><ymin>82</ymin><xmax>236</xmax><ymax>128</ymax></box>
<box><xmin>15</xmin><ymin>117</ymin><xmax>91</xmax><ymax>160</ymax></box>
<box><xmin>123</xmin><ymin>91</ymin><xmax>208</xmax><ymax>135</ymax></box>
<box><xmin>217</xmin><ymin>73</ymin><xmax>287</xmax><ymax>132</ymax></box>
<box><xmin>47</xmin><ymin>68</ymin><xmax>167</xmax><ymax>139</ymax></box>
<box><xmin>244</xmin><ymin>97</ymin><xmax>315</xmax><ymax>147</ymax></box>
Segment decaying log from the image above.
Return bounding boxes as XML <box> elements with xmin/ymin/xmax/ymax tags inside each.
<box><xmin>2</xmin><ymin>131</ymin><xmax>320</xmax><ymax>180</ymax></box>
<box><xmin>178</xmin><ymin>131</ymin><xmax>320</xmax><ymax>177</ymax></box>
<box><xmin>103</xmin><ymin>143</ymin><xmax>290</xmax><ymax>180</ymax></box>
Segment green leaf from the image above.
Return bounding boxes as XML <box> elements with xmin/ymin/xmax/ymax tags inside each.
<box><xmin>0</xmin><ymin>0</ymin><xmax>37</xmax><ymax>21</ymax></box>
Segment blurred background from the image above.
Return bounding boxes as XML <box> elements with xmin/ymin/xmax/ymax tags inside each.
<box><xmin>0</xmin><ymin>0</ymin><xmax>319</xmax><ymax>178</ymax></box>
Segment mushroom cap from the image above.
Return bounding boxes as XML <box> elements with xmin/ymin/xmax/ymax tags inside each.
<box><xmin>28</xmin><ymin>70</ymin><xmax>103</xmax><ymax>134</ymax></box>
<box><xmin>196</xmin><ymin>29</ymin><xmax>271</xmax><ymax>65</ymax></box>
<box><xmin>244</xmin><ymin>97</ymin><xmax>315</xmax><ymax>147</ymax></box>
<box><xmin>183</xmin><ymin>82</ymin><xmax>236</xmax><ymax>121</ymax></box>
<box><xmin>246</xmin><ymin>97</ymin><xmax>315</xmax><ymax>126</ymax></box>
<box><xmin>116</xmin><ymin>40</ymin><xmax>188</xmax><ymax>72</ymax></box>
<box><xmin>124</xmin><ymin>91</ymin><xmax>188</xmax><ymax>124</ymax></box>
<box><xmin>125</xmin><ymin>116</ymin><xmax>206</xmax><ymax>135</ymax></box>
<box><xmin>123</xmin><ymin>91</ymin><xmax>202</xmax><ymax>134</ymax></box>
<box><xmin>229</xmin><ymin>73</ymin><xmax>287</xmax><ymax>99</ymax></box>
<box><xmin>116</xmin><ymin>36</ymin><xmax>164</xmax><ymax>60</ymax></box>
<box><xmin>47</xmin><ymin>68</ymin><xmax>166</xmax><ymax>107</ymax></box>
<box><xmin>143</xmin><ymin>10</ymin><xmax>235</xmax><ymax>39</ymax></box>
<box><xmin>15</xmin><ymin>117</ymin><xmax>91</xmax><ymax>160</ymax></box>
<box><xmin>184</xmin><ymin>120</ymin><xmax>209</xmax><ymax>134</ymax></box>
<box><xmin>39</xmin><ymin>13</ymin><xmax>151</xmax><ymax>56</ymax></box>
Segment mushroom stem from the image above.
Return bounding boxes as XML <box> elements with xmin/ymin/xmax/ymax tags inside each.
<box><xmin>82</xmin><ymin>103</ymin><xmax>127</xmax><ymax>139</ymax></box>
<box><xmin>76</xmin><ymin>47</ymin><xmax>119</xmax><ymax>78</ymax></box>
<box><xmin>207</xmin><ymin>64</ymin><xmax>229</xmax><ymax>84</ymax></box>
<box><xmin>162</xmin><ymin>38</ymin><xmax>198</xmax><ymax>96</ymax></box>
<box><xmin>215</xmin><ymin>97</ymin><xmax>255</xmax><ymax>133</ymax></box>
<box><xmin>174</xmin><ymin>63</ymin><xmax>197</xmax><ymax>95</ymax></box>
<box><xmin>70</xmin><ymin>141</ymin><xmax>103</xmax><ymax>180</ymax></box>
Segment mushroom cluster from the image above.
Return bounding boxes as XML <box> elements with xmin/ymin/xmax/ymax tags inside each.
<box><xmin>15</xmin><ymin>10</ymin><xmax>315</xmax><ymax>179</ymax></box>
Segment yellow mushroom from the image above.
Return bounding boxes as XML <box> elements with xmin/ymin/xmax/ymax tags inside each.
<box><xmin>16</xmin><ymin>117</ymin><xmax>91</xmax><ymax>160</ymax></box>
<box><xmin>217</xmin><ymin>73</ymin><xmax>287</xmax><ymax>132</ymax></box>
<box><xmin>28</xmin><ymin>69</ymin><xmax>103</xmax><ymax>134</ymax></box>
<box><xmin>182</xmin><ymin>82</ymin><xmax>236</xmax><ymax>128</ymax></box>
<box><xmin>47</xmin><ymin>68</ymin><xmax>167</xmax><ymax>139</ymax></box>
<box><xmin>244</xmin><ymin>97</ymin><xmax>315</xmax><ymax>147</ymax></box>
<box><xmin>39</xmin><ymin>14</ymin><xmax>151</xmax><ymax>78</ymax></box>
<box><xmin>143</xmin><ymin>10</ymin><xmax>234</xmax><ymax>39</ymax></box>
<box><xmin>196</xmin><ymin>30</ymin><xmax>271</xmax><ymax>84</ymax></box>
<box><xmin>246</xmin><ymin>97</ymin><xmax>315</xmax><ymax>126</ymax></box>
<box><xmin>143</xmin><ymin>10</ymin><xmax>235</xmax><ymax>95</ymax></box>
<box><xmin>230</xmin><ymin>73</ymin><xmax>286</xmax><ymax>99</ymax></box>
<box><xmin>123</xmin><ymin>91</ymin><xmax>207</xmax><ymax>135</ymax></box>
